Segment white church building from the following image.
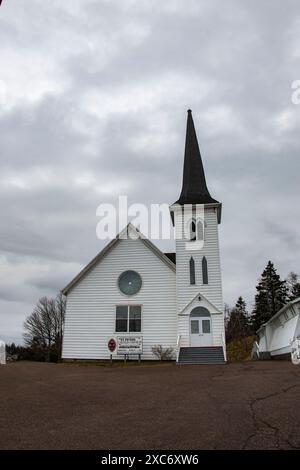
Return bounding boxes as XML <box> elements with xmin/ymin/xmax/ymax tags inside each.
<box><xmin>62</xmin><ymin>110</ymin><xmax>226</xmax><ymax>365</ymax></box>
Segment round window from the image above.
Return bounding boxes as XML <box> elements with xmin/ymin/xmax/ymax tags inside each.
<box><xmin>118</xmin><ymin>270</ymin><xmax>142</xmax><ymax>296</ymax></box>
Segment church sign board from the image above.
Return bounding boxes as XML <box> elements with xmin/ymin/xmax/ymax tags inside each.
<box><xmin>117</xmin><ymin>336</ymin><xmax>143</xmax><ymax>355</ymax></box>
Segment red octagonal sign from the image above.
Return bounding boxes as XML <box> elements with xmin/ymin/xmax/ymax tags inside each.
<box><xmin>108</xmin><ymin>338</ymin><xmax>116</xmax><ymax>353</ymax></box>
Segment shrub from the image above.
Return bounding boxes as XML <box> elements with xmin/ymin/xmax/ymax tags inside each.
<box><xmin>151</xmin><ymin>345</ymin><xmax>174</xmax><ymax>361</ymax></box>
<box><xmin>226</xmin><ymin>336</ymin><xmax>256</xmax><ymax>362</ymax></box>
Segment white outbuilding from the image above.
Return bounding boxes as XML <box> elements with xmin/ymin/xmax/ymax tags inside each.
<box><xmin>254</xmin><ymin>297</ymin><xmax>300</xmax><ymax>364</ymax></box>
<box><xmin>0</xmin><ymin>340</ymin><xmax>6</xmax><ymax>365</ymax></box>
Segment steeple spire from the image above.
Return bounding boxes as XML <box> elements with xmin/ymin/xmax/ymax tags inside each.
<box><xmin>175</xmin><ymin>110</ymin><xmax>219</xmax><ymax>206</ymax></box>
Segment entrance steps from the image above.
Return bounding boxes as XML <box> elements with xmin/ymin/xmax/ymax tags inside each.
<box><xmin>177</xmin><ymin>346</ymin><xmax>225</xmax><ymax>365</ymax></box>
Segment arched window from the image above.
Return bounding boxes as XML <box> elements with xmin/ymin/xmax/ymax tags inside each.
<box><xmin>202</xmin><ymin>256</ymin><xmax>208</xmax><ymax>284</ymax></box>
<box><xmin>189</xmin><ymin>257</ymin><xmax>195</xmax><ymax>285</ymax></box>
<box><xmin>189</xmin><ymin>218</ymin><xmax>204</xmax><ymax>241</ymax></box>
<box><xmin>190</xmin><ymin>219</ymin><xmax>196</xmax><ymax>241</ymax></box>
<box><xmin>190</xmin><ymin>306</ymin><xmax>210</xmax><ymax>317</ymax></box>
<box><xmin>197</xmin><ymin>220</ymin><xmax>204</xmax><ymax>241</ymax></box>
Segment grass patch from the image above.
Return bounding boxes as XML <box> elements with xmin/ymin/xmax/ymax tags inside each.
<box><xmin>226</xmin><ymin>336</ymin><xmax>256</xmax><ymax>362</ymax></box>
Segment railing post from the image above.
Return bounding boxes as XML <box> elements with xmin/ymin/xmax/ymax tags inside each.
<box><xmin>221</xmin><ymin>333</ymin><xmax>227</xmax><ymax>362</ymax></box>
<box><xmin>251</xmin><ymin>341</ymin><xmax>260</xmax><ymax>360</ymax></box>
<box><xmin>176</xmin><ymin>335</ymin><xmax>181</xmax><ymax>363</ymax></box>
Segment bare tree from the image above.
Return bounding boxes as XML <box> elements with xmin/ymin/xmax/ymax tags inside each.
<box><xmin>286</xmin><ymin>272</ymin><xmax>300</xmax><ymax>301</ymax></box>
<box><xmin>55</xmin><ymin>292</ymin><xmax>67</xmax><ymax>359</ymax></box>
<box><xmin>24</xmin><ymin>293</ymin><xmax>66</xmax><ymax>362</ymax></box>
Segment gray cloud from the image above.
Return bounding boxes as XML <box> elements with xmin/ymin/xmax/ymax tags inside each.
<box><xmin>0</xmin><ymin>0</ymin><xmax>300</xmax><ymax>342</ymax></box>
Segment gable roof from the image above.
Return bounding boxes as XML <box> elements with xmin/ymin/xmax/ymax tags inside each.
<box><xmin>62</xmin><ymin>223</ymin><xmax>176</xmax><ymax>295</ymax></box>
<box><xmin>179</xmin><ymin>291</ymin><xmax>222</xmax><ymax>315</ymax></box>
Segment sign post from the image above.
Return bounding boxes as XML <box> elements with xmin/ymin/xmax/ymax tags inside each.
<box><xmin>107</xmin><ymin>338</ymin><xmax>117</xmax><ymax>366</ymax></box>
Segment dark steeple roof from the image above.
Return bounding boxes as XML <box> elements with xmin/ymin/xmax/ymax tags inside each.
<box><xmin>174</xmin><ymin>110</ymin><xmax>220</xmax><ymax>206</ymax></box>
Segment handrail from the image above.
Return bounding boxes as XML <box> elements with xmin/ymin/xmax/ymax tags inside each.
<box><xmin>251</xmin><ymin>341</ymin><xmax>260</xmax><ymax>360</ymax></box>
<box><xmin>221</xmin><ymin>332</ymin><xmax>227</xmax><ymax>362</ymax></box>
<box><xmin>176</xmin><ymin>334</ymin><xmax>181</xmax><ymax>363</ymax></box>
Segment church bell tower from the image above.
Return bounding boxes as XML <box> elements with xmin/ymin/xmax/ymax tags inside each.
<box><xmin>170</xmin><ymin>110</ymin><xmax>226</xmax><ymax>361</ymax></box>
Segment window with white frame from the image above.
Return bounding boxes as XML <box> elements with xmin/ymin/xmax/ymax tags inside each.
<box><xmin>190</xmin><ymin>219</ymin><xmax>196</xmax><ymax>241</ymax></box>
<box><xmin>189</xmin><ymin>218</ymin><xmax>204</xmax><ymax>241</ymax></box>
<box><xmin>196</xmin><ymin>219</ymin><xmax>204</xmax><ymax>240</ymax></box>
<box><xmin>189</xmin><ymin>257</ymin><xmax>195</xmax><ymax>284</ymax></box>
<box><xmin>202</xmin><ymin>256</ymin><xmax>208</xmax><ymax>284</ymax></box>
<box><xmin>115</xmin><ymin>305</ymin><xmax>141</xmax><ymax>332</ymax></box>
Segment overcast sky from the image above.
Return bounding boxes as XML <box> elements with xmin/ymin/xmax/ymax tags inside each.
<box><xmin>1</xmin><ymin>0</ymin><xmax>300</xmax><ymax>343</ymax></box>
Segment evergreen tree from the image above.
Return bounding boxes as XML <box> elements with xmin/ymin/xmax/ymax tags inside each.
<box><xmin>251</xmin><ymin>261</ymin><xmax>288</xmax><ymax>332</ymax></box>
<box><xmin>286</xmin><ymin>272</ymin><xmax>300</xmax><ymax>301</ymax></box>
<box><xmin>226</xmin><ymin>296</ymin><xmax>250</xmax><ymax>341</ymax></box>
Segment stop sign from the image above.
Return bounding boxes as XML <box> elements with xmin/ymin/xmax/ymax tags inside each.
<box><xmin>108</xmin><ymin>338</ymin><xmax>116</xmax><ymax>353</ymax></box>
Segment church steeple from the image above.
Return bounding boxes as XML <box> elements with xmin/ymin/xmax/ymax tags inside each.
<box><xmin>171</xmin><ymin>110</ymin><xmax>225</xmax><ymax>359</ymax></box>
<box><xmin>175</xmin><ymin>110</ymin><xmax>219</xmax><ymax>206</ymax></box>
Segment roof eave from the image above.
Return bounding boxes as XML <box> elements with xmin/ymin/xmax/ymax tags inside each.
<box><xmin>169</xmin><ymin>202</ymin><xmax>222</xmax><ymax>224</ymax></box>
<box><xmin>256</xmin><ymin>296</ymin><xmax>300</xmax><ymax>332</ymax></box>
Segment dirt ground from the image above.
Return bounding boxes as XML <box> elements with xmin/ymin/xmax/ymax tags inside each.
<box><xmin>0</xmin><ymin>360</ymin><xmax>299</xmax><ymax>450</ymax></box>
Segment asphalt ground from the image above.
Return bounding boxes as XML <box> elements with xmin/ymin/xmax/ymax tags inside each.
<box><xmin>0</xmin><ymin>360</ymin><xmax>299</xmax><ymax>449</ymax></box>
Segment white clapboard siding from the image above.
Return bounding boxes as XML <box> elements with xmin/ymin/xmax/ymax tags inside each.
<box><xmin>211</xmin><ymin>314</ymin><xmax>225</xmax><ymax>346</ymax></box>
<box><xmin>258</xmin><ymin>299</ymin><xmax>300</xmax><ymax>357</ymax></box>
<box><xmin>173</xmin><ymin>205</ymin><xmax>225</xmax><ymax>347</ymax></box>
<box><xmin>62</xmin><ymin>235</ymin><xmax>177</xmax><ymax>360</ymax></box>
<box><xmin>175</xmin><ymin>206</ymin><xmax>223</xmax><ymax>313</ymax></box>
<box><xmin>270</xmin><ymin>316</ymin><xmax>298</xmax><ymax>355</ymax></box>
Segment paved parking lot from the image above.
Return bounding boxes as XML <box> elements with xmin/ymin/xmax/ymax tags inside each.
<box><xmin>0</xmin><ymin>360</ymin><xmax>299</xmax><ymax>449</ymax></box>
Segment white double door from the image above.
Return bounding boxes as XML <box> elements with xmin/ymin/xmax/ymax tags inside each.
<box><xmin>190</xmin><ymin>316</ymin><xmax>212</xmax><ymax>347</ymax></box>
